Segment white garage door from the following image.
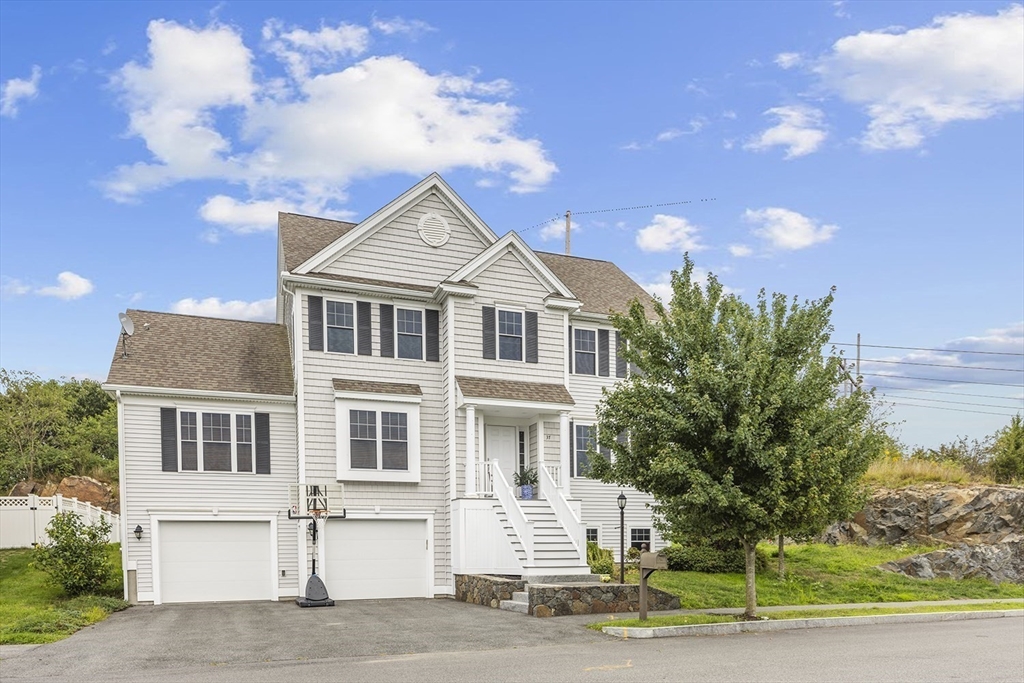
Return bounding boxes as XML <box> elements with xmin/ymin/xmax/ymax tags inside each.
<box><xmin>324</xmin><ymin>520</ymin><xmax>428</xmax><ymax>600</ymax></box>
<box><xmin>159</xmin><ymin>521</ymin><xmax>273</xmax><ymax>604</ymax></box>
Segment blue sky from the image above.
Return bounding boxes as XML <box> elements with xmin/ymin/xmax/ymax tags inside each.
<box><xmin>1</xmin><ymin>1</ymin><xmax>1021</xmax><ymax>448</ymax></box>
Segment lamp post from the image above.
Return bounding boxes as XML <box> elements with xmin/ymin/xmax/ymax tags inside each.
<box><xmin>617</xmin><ymin>492</ymin><xmax>627</xmax><ymax>584</ymax></box>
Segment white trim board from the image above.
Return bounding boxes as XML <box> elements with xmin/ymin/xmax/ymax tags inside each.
<box><xmin>447</xmin><ymin>231</ymin><xmax>577</xmax><ymax>301</ymax></box>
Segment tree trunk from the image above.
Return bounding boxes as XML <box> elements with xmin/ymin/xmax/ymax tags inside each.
<box><xmin>777</xmin><ymin>534</ymin><xmax>785</xmax><ymax>579</ymax></box>
<box><xmin>742</xmin><ymin>539</ymin><xmax>758</xmax><ymax>619</ymax></box>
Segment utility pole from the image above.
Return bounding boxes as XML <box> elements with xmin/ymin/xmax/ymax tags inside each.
<box><xmin>564</xmin><ymin>210</ymin><xmax>571</xmax><ymax>255</ymax></box>
<box><xmin>856</xmin><ymin>332</ymin><xmax>862</xmax><ymax>391</ymax></box>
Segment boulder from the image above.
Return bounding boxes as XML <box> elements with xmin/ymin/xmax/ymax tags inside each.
<box><xmin>39</xmin><ymin>481</ymin><xmax>59</xmax><ymax>497</ymax></box>
<box><xmin>8</xmin><ymin>481</ymin><xmax>41</xmax><ymax>496</ymax></box>
<box><xmin>823</xmin><ymin>485</ymin><xmax>1024</xmax><ymax>547</ymax></box>
<box><xmin>55</xmin><ymin>476</ymin><xmax>115</xmax><ymax>512</ymax></box>
<box><xmin>880</xmin><ymin>540</ymin><xmax>1024</xmax><ymax>584</ymax></box>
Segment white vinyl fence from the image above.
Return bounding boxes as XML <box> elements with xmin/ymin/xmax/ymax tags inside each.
<box><xmin>0</xmin><ymin>495</ymin><xmax>121</xmax><ymax>548</ymax></box>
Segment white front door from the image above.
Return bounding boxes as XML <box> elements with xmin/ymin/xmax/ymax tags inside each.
<box><xmin>485</xmin><ymin>425</ymin><xmax>517</xmax><ymax>484</ymax></box>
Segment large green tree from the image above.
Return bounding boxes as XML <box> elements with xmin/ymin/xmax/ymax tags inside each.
<box><xmin>591</xmin><ymin>257</ymin><xmax>878</xmax><ymax>618</ymax></box>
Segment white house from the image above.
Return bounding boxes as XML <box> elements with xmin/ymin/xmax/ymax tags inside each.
<box><xmin>104</xmin><ymin>174</ymin><xmax>665</xmax><ymax>605</ymax></box>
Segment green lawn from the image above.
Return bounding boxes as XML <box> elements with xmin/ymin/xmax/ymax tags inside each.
<box><xmin>0</xmin><ymin>546</ymin><xmax>128</xmax><ymax>645</ymax></box>
<box><xmin>647</xmin><ymin>543</ymin><xmax>1024</xmax><ymax>610</ymax></box>
<box><xmin>590</xmin><ymin>601</ymin><xmax>1021</xmax><ymax>630</ymax></box>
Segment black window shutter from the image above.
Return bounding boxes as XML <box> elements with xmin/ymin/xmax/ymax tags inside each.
<box><xmin>568</xmin><ymin>325</ymin><xmax>573</xmax><ymax>373</ymax></box>
<box><xmin>357</xmin><ymin>301</ymin><xmax>372</xmax><ymax>356</ymax></box>
<box><xmin>569</xmin><ymin>419</ymin><xmax>575</xmax><ymax>476</ymax></box>
<box><xmin>255</xmin><ymin>413</ymin><xmax>271</xmax><ymax>474</ymax></box>
<box><xmin>525</xmin><ymin>311</ymin><xmax>538</xmax><ymax>363</ymax></box>
<box><xmin>379</xmin><ymin>304</ymin><xmax>394</xmax><ymax>357</ymax></box>
<box><xmin>598</xmin><ymin>329</ymin><xmax>610</xmax><ymax>377</ymax></box>
<box><xmin>425</xmin><ymin>309</ymin><xmax>440</xmax><ymax>362</ymax></box>
<box><xmin>160</xmin><ymin>408</ymin><xmax>178</xmax><ymax>472</ymax></box>
<box><xmin>482</xmin><ymin>306</ymin><xmax>496</xmax><ymax>359</ymax></box>
<box><xmin>308</xmin><ymin>295</ymin><xmax>324</xmax><ymax>352</ymax></box>
<box><xmin>615</xmin><ymin>332</ymin><xmax>627</xmax><ymax>378</ymax></box>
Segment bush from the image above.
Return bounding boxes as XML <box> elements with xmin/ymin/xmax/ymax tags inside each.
<box><xmin>989</xmin><ymin>415</ymin><xmax>1024</xmax><ymax>484</ymax></box>
<box><xmin>34</xmin><ymin>512</ymin><xmax>113</xmax><ymax>597</ymax></box>
<box><xmin>587</xmin><ymin>541</ymin><xmax>614</xmax><ymax>575</ymax></box>
<box><xmin>663</xmin><ymin>540</ymin><xmax>768</xmax><ymax>573</ymax></box>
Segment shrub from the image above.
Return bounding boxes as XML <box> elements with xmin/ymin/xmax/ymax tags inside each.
<box><xmin>587</xmin><ymin>541</ymin><xmax>614</xmax><ymax>575</ymax></box>
<box><xmin>34</xmin><ymin>512</ymin><xmax>112</xmax><ymax>597</ymax></box>
<box><xmin>663</xmin><ymin>540</ymin><xmax>768</xmax><ymax>573</ymax></box>
<box><xmin>989</xmin><ymin>415</ymin><xmax>1024</xmax><ymax>484</ymax></box>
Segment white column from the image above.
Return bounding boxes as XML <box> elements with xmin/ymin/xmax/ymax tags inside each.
<box><xmin>465</xmin><ymin>404</ymin><xmax>477</xmax><ymax>497</ymax></box>
<box><xmin>560</xmin><ymin>411</ymin><xmax>571</xmax><ymax>493</ymax></box>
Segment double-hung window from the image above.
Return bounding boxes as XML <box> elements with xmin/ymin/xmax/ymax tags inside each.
<box><xmin>631</xmin><ymin>527</ymin><xmax>652</xmax><ymax>550</ymax></box>
<box><xmin>336</xmin><ymin>396</ymin><xmax>422</xmax><ymax>483</ymax></box>
<box><xmin>396</xmin><ymin>308</ymin><xmax>423</xmax><ymax>360</ymax></box>
<box><xmin>574</xmin><ymin>423</ymin><xmax>596</xmax><ymax>478</ymax></box>
<box><xmin>498</xmin><ymin>310</ymin><xmax>523</xmax><ymax>361</ymax></box>
<box><xmin>586</xmin><ymin>527</ymin><xmax>599</xmax><ymax>544</ymax></box>
<box><xmin>574</xmin><ymin>329</ymin><xmax>596</xmax><ymax>375</ymax></box>
<box><xmin>326</xmin><ymin>300</ymin><xmax>355</xmax><ymax>354</ymax></box>
<box><xmin>349</xmin><ymin>409</ymin><xmax>410</xmax><ymax>470</ymax></box>
<box><xmin>178</xmin><ymin>410</ymin><xmax>256</xmax><ymax>473</ymax></box>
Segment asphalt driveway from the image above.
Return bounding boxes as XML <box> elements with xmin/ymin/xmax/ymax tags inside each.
<box><xmin>1</xmin><ymin>598</ymin><xmax>604</xmax><ymax>681</ymax></box>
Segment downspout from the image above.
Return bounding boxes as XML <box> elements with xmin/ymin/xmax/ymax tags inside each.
<box><xmin>284</xmin><ymin>277</ymin><xmax>307</xmax><ymax>585</ymax></box>
<box><xmin>115</xmin><ymin>390</ymin><xmax>128</xmax><ymax>601</ymax></box>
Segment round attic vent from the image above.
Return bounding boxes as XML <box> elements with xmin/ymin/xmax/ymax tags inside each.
<box><xmin>417</xmin><ymin>212</ymin><xmax>451</xmax><ymax>247</ymax></box>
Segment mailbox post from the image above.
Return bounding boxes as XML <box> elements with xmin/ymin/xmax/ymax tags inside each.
<box><xmin>638</xmin><ymin>551</ymin><xmax>667</xmax><ymax>621</ymax></box>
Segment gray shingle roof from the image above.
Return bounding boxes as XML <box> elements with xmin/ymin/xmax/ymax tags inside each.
<box><xmin>280</xmin><ymin>212</ymin><xmax>358</xmax><ymax>272</ymax></box>
<box><xmin>457</xmin><ymin>376</ymin><xmax>574</xmax><ymax>405</ymax></box>
<box><xmin>333</xmin><ymin>379</ymin><xmax>423</xmax><ymax>396</ymax></box>
<box><xmin>105</xmin><ymin>310</ymin><xmax>294</xmax><ymax>396</ymax></box>
<box><xmin>536</xmin><ymin>252</ymin><xmax>656</xmax><ymax>317</ymax></box>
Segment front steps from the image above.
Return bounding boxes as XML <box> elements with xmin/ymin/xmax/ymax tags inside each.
<box><xmin>499</xmin><ymin>590</ymin><xmax>529</xmax><ymax>613</ymax></box>
<box><xmin>494</xmin><ymin>499</ymin><xmax>590</xmax><ymax>575</ymax></box>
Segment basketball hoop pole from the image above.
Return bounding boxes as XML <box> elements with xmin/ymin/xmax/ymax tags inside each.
<box><xmin>288</xmin><ymin>484</ymin><xmax>345</xmax><ymax>608</ymax></box>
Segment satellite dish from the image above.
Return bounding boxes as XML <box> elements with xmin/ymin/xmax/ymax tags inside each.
<box><xmin>118</xmin><ymin>312</ymin><xmax>135</xmax><ymax>336</ymax></box>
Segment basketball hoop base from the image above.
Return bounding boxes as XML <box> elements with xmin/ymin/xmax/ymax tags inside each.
<box><xmin>295</xmin><ymin>573</ymin><xmax>334</xmax><ymax>608</ymax></box>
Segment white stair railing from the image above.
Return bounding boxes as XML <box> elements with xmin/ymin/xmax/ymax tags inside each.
<box><xmin>538</xmin><ymin>465</ymin><xmax>585</xmax><ymax>563</ymax></box>
<box><xmin>542</xmin><ymin>462</ymin><xmax>561</xmax><ymax>490</ymax></box>
<box><xmin>490</xmin><ymin>464</ymin><xmax>533</xmax><ymax>564</ymax></box>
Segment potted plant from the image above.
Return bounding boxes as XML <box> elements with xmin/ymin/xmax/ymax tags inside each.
<box><xmin>513</xmin><ymin>468</ymin><xmax>538</xmax><ymax>500</ymax></box>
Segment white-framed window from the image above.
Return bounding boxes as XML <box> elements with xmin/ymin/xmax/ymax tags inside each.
<box><xmin>574</xmin><ymin>423</ymin><xmax>595</xmax><ymax>478</ymax></box>
<box><xmin>396</xmin><ymin>307</ymin><xmax>424</xmax><ymax>360</ymax></box>
<box><xmin>325</xmin><ymin>299</ymin><xmax>355</xmax><ymax>354</ymax></box>
<box><xmin>335</xmin><ymin>397</ymin><xmax>421</xmax><ymax>483</ymax></box>
<box><xmin>574</xmin><ymin>328</ymin><xmax>596</xmax><ymax>375</ymax></box>
<box><xmin>586</xmin><ymin>527</ymin><xmax>599</xmax><ymax>544</ymax></box>
<box><xmin>518</xmin><ymin>429</ymin><xmax>526</xmax><ymax>472</ymax></box>
<box><xmin>498</xmin><ymin>309</ymin><xmax>524</xmax><ymax>362</ymax></box>
<box><xmin>178</xmin><ymin>409</ymin><xmax>255</xmax><ymax>474</ymax></box>
<box><xmin>630</xmin><ymin>527</ymin><xmax>652</xmax><ymax>550</ymax></box>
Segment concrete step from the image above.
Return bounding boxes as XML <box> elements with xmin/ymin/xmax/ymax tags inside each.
<box><xmin>513</xmin><ymin>591</ymin><xmax>528</xmax><ymax>602</ymax></box>
<box><xmin>499</xmin><ymin>599</ymin><xmax>529</xmax><ymax>614</ymax></box>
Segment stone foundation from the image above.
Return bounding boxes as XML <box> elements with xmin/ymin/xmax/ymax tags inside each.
<box><xmin>454</xmin><ymin>574</ymin><xmax>525</xmax><ymax>609</ymax></box>
<box><xmin>528</xmin><ymin>582</ymin><xmax>680</xmax><ymax>617</ymax></box>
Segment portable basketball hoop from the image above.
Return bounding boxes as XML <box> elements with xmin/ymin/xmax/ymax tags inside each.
<box><xmin>288</xmin><ymin>483</ymin><xmax>345</xmax><ymax>608</ymax></box>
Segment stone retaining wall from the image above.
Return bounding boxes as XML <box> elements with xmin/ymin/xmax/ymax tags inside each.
<box><xmin>454</xmin><ymin>574</ymin><xmax>525</xmax><ymax>608</ymax></box>
<box><xmin>528</xmin><ymin>583</ymin><xmax>680</xmax><ymax>617</ymax></box>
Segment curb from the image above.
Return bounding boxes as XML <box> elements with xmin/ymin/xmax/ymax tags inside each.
<box><xmin>602</xmin><ymin>609</ymin><xmax>1024</xmax><ymax>639</ymax></box>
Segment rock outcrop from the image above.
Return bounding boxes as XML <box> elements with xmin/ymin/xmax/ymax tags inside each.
<box><xmin>880</xmin><ymin>540</ymin><xmax>1024</xmax><ymax>584</ymax></box>
<box><xmin>8</xmin><ymin>476</ymin><xmax>118</xmax><ymax>514</ymax></box>
<box><xmin>823</xmin><ymin>485</ymin><xmax>1023</xmax><ymax>547</ymax></box>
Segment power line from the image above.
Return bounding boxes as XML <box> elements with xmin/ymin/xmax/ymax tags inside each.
<box><xmin>859</xmin><ymin>372</ymin><xmax>1024</xmax><ymax>388</ymax></box>
<box><xmin>875</xmin><ymin>393</ymin><xmax>1021</xmax><ymax>410</ymax></box>
<box><xmin>833</xmin><ymin>342</ymin><xmax>1023</xmax><ymax>357</ymax></box>
<box><xmin>517</xmin><ymin>197</ymin><xmax>718</xmax><ymax>233</ymax></box>
<box><xmin>864</xmin><ymin>385</ymin><xmax>1024</xmax><ymax>402</ymax></box>
<box><xmin>860</xmin><ymin>358</ymin><xmax>1023</xmax><ymax>373</ymax></box>
<box><xmin>881</xmin><ymin>400</ymin><xmax>1019</xmax><ymax>418</ymax></box>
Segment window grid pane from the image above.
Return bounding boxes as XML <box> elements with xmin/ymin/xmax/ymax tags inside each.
<box><xmin>498</xmin><ymin>310</ymin><xmax>522</xmax><ymax>336</ymax></box>
<box><xmin>236</xmin><ymin>414</ymin><xmax>252</xmax><ymax>473</ymax></box>
<box><xmin>397</xmin><ymin>333</ymin><xmax>422</xmax><ymax>359</ymax></box>
<box><xmin>499</xmin><ymin>334</ymin><xmax>522</xmax><ymax>361</ymax></box>
<box><xmin>202</xmin><ymin>413</ymin><xmax>231</xmax><ymax>442</ymax></box>
<box><xmin>325</xmin><ymin>301</ymin><xmax>354</xmax><ymax>328</ymax></box>
<box><xmin>631</xmin><ymin>528</ymin><xmax>652</xmax><ymax>549</ymax></box>
<box><xmin>575</xmin><ymin>424</ymin><xmax>594</xmax><ymax>477</ymax></box>
<box><xmin>586</xmin><ymin>528</ymin><xmax>599</xmax><ymax>543</ymax></box>
<box><xmin>396</xmin><ymin>309</ymin><xmax>422</xmax><ymax>334</ymax></box>
<box><xmin>180</xmin><ymin>412</ymin><xmax>197</xmax><ymax>442</ymax></box>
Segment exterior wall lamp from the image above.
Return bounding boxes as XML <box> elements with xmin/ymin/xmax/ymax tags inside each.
<box><xmin>617</xmin><ymin>492</ymin><xmax>627</xmax><ymax>584</ymax></box>
<box><xmin>133</xmin><ymin>524</ymin><xmax>143</xmax><ymax>540</ymax></box>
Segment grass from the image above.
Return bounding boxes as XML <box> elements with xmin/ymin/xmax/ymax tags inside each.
<box><xmin>646</xmin><ymin>543</ymin><xmax>1024</xmax><ymax>610</ymax></box>
<box><xmin>589</xmin><ymin>601</ymin><xmax>1021</xmax><ymax>630</ymax></box>
<box><xmin>0</xmin><ymin>545</ymin><xmax>128</xmax><ymax>645</ymax></box>
<box><xmin>862</xmin><ymin>457</ymin><xmax>992</xmax><ymax>488</ymax></box>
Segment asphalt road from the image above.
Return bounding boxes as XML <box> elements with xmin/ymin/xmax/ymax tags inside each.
<box><xmin>2</xmin><ymin>601</ymin><xmax>1021</xmax><ymax>683</ymax></box>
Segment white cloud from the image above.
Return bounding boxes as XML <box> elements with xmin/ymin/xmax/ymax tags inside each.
<box><xmin>170</xmin><ymin>296</ymin><xmax>276</xmax><ymax>321</ymax></box>
<box><xmin>814</xmin><ymin>5</ymin><xmax>1024</xmax><ymax>150</ymax></box>
<box><xmin>833</xmin><ymin>1</ymin><xmax>851</xmax><ymax>19</ymax></box>
<box><xmin>640</xmin><ymin>267</ymin><xmax>739</xmax><ymax>301</ymax></box>
<box><xmin>775</xmin><ymin>52</ymin><xmax>803</xmax><ymax>69</ymax></box>
<box><xmin>37</xmin><ymin>272</ymin><xmax>95</xmax><ymax>300</ymax></box>
<box><xmin>1</xmin><ymin>277</ymin><xmax>31</xmax><ymax>297</ymax></box>
<box><xmin>199</xmin><ymin>195</ymin><xmax>297</xmax><ymax>233</ymax></box>
<box><xmin>744</xmin><ymin>207</ymin><xmax>838</xmax><ymax>250</ymax></box>
<box><xmin>1</xmin><ymin>65</ymin><xmax>42</xmax><ymax>118</ymax></box>
<box><xmin>104</xmin><ymin>20</ymin><xmax>557</xmax><ymax>216</ymax></box>
<box><xmin>744</xmin><ymin>105</ymin><xmax>827</xmax><ymax>159</ymax></box>
<box><xmin>371</xmin><ymin>16</ymin><xmax>435</xmax><ymax>37</ymax></box>
<box><xmin>539</xmin><ymin>217</ymin><xmax>580</xmax><ymax>242</ymax></box>
<box><xmin>636</xmin><ymin>214</ymin><xmax>705</xmax><ymax>253</ymax></box>
<box><xmin>626</xmin><ymin>118</ymin><xmax>707</xmax><ymax>150</ymax></box>
<box><xmin>728</xmin><ymin>244</ymin><xmax>753</xmax><ymax>257</ymax></box>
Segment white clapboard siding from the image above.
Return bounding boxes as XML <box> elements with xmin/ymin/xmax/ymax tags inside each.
<box><xmin>454</xmin><ymin>252</ymin><xmax>565</xmax><ymax>383</ymax></box>
<box><xmin>120</xmin><ymin>397</ymin><xmax>299</xmax><ymax>599</ymax></box>
<box><xmin>318</xmin><ymin>193</ymin><xmax>489</xmax><ymax>288</ymax></box>
<box><xmin>300</xmin><ymin>293</ymin><xmax>450</xmax><ymax>587</ymax></box>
